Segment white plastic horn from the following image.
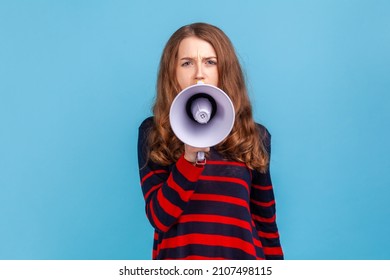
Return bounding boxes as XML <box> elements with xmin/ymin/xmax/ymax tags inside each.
<box><xmin>169</xmin><ymin>82</ymin><xmax>235</xmax><ymax>162</ymax></box>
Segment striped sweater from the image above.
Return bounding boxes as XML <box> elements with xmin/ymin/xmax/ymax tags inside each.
<box><xmin>138</xmin><ymin>117</ymin><xmax>283</xmax><ymax>260</ymax></box>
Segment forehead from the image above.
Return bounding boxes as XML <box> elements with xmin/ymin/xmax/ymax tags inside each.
<box><xmin>177</xmin><ymin>36</ymin><xmax>217</xmax><ymax>57</ymax></box>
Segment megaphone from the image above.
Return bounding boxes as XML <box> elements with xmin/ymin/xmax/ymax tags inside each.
<box><xmin>169</xmin><ymin>82</ymin><xmax>235</xmax><ymax>163</ymax></box>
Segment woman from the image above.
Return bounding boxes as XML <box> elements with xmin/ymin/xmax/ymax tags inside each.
<box><xmin>137</xmin><ymin>22</ymin><xmax>283</xmax><ymax>260</ymax></box>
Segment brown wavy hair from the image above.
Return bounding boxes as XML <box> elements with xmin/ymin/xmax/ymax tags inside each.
<box><xmin>148</xmin><ymin>22</ymin><xmax>269</xmax><ymax>173</ymax></box>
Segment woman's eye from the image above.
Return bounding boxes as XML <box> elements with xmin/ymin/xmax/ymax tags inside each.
<box><xmin>181</xmin><ymin>61</ymin><xmax>192</xmax><ymax>67</ymax></box>
<box><xmin>206</xmin><ymin>60</ymin><xmax>217</xmax><ymax>65</ymax></box>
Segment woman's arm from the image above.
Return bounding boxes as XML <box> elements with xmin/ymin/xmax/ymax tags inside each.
<box><xmin>137</xmin><ymin>118</ymin><xmax>203</xmax><ymax>232</ymax></box>
<box><xmin>250</xmin><ymin>125</ymin><xmax>284</xmax><ymax>260</ymax></box>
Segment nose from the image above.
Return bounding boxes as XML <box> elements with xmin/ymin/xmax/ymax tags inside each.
<box><xmin>195</xmin><ymin>61</ymin><xmax>204</xmax><ymax>82</ymax></box>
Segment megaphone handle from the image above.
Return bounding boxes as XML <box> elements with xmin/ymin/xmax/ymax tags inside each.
<box><xmin>196</xmin><ymin>151</ymin><xmax>206</xmax><ymax>166</ymax></box>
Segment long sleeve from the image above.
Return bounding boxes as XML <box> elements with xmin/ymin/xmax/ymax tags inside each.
<box><xmin>137</xmin><ymin>117</ymin><xmax>204</xmax><ymax>233</ymax></box>
<box><xmin>250</xmin><ymin>125</ymin><xmax>284</xmax><ymax>260</ymax></box>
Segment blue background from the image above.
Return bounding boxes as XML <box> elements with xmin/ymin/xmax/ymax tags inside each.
<box><xmin>1</xmin><ymin>0</ymin><xmax>389</xmax><ymax>260</ymax></box>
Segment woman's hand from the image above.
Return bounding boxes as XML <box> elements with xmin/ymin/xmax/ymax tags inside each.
<box><xmin>184</xmin><ymin>144</ymin><xmax>210</xmax><ymax>163</ymax></box>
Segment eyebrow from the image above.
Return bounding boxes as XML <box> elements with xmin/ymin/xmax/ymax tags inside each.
<box><xmin>179</xmin><ymin>56</ymin><xmax>217</xmax><ymax>61</ymax></box>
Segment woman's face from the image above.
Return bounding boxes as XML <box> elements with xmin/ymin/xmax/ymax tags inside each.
<box><xmin>176</xmin><ymin>36</ymin><xmax>219</xmax><ymax>90</ymax></box>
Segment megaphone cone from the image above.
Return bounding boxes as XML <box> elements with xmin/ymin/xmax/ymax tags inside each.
<box><xmin>169</xmin><ymin>83</ymin><xmax>235</xmax><ymax>149</ymax></box>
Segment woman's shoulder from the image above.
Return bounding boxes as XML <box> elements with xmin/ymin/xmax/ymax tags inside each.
<box><xmin>255</xmin><ymin>122</ymin><xmax>271</xmax><ymax>138</ymax></box>
<box><xmin>138</xmin><ymin>117</ymin><xmax>155</xmax><ymax>144</ymax></box>
<box><xmin>255</xmin><ymin>122</ymin><xmax>271</xmax><ymax>152</ymax></box>
<box><xmin>139</xmin><ymin>116</ymin><xmax>154</xmax><ymax>131</ymax></box>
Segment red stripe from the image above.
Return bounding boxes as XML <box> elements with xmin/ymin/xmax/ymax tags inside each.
<box><xmin>252</xmin><ymin>214</ymin><xmax>276</xmax><ymax>223</ymax></box>
<box><xmin>160</xmin><ymin>233</ymin><xmax>257</xmax><ymax>257</ymax></box>
<box><xmin>200</xmin><ymin>175</ymin><xmax>249</xmax><ymax>192</ymax></box>
<box><xmin>144</xmin><ymin>183</ymin><xmax>163</xmax><ymax>201</ymax></box>
<box><xmin>250</xmin><ymin>199</ymin><xmax>275</xmax><ymax>207</ymax></box>
<box><xmin>157</xmin><ymin>190</ymin><xmax>183</xmax><ymax>218</ymax></box>
<box><xmin>141</xmin><ymin>170</ymin><xmax>167</xmax><ymax>185</ymax></box>
<box><xmin>252</xmin><ymin>236</ymin><xmax>262</xmax><ymax>248</ymax></box>
<box><xmin>191</xmin><ymin>194</ymin><xmax>249</xmax><ymax>210</ymax></box>
<box><xmin>252</xmin><ymin>184</ymin><xmax>272</xmax><ymax>191</ymax></box>
<box><xmin>258</xmin><ymin>231</ymin><xmax>280</xmax><ymax>239</ymax></box>
<box><xmin>179</xmin><ymin>214</ymin><xmax>263</xmax><ymax>253</ymax></box>
<box><xmin>207</xmin><ymin>160</ymin><xmax>247</xmax><ymax>167</ymax></box>
<box><xmin>152</xmin><ymin>249</ymin><xmax>157</xmax><ymax>259</ymax></box>
<box><xmin>149</xmin><ymin>200</ymin><xmax>169</xmax><ymax>232</ymax></box>
<box><xmin>264</xmin><ymin>246</ymin><xmax>283</xmax><ymax>256</ymax></box>
<box><xmin>167</xmin><ymin>175</ymin><xmax>194</xmax><ymax>202</ymax></box>
<box><xmin>179</xmin><ymin>214</ymin><xmax>252</xmax><ymax>232</ymax></box>
<box><xmin>176</xmin><ymin>155</ymin><xmax>203</xmax><ymax>182</ymax></box>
